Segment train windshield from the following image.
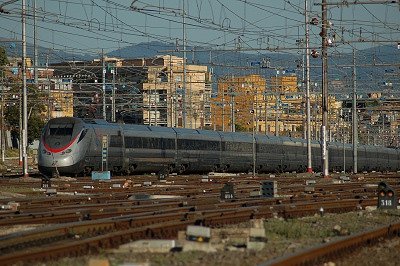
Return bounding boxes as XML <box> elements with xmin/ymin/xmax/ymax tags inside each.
<box><xmin>48</xmin><ymin>124</ymin><xmax>74</xmax><ymax>136</ymax></box>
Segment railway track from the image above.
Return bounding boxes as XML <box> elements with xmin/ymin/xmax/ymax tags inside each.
<box><xmin>264</xmin><ymin>221</ymin><xmax>400</xmax><ymax>266</ymax></box>
<box><xmin>0</xmin><ymin>172</ymin><xmax>398</xmax><ymax>265</ymax></box>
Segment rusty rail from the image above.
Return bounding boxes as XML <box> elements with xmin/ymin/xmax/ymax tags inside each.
<box><xmin>263</xmin><ymin>222</ymin><xmax>400</xmax><ymax>266</ymax></box>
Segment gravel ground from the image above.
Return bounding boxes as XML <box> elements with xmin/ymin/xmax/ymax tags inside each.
<box><xmin>335</xmin><ymin>238</ymin><xmax>400</xmax><ymax>266</ymax></box>
<box><xmin>39</xmin><ymin>209</ymin><xmax>400</xmax><ymax>266</ymax></box>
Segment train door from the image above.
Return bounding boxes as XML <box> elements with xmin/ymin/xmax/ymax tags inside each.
<box><xmin>108</xmin><ymin>128</ymin><xmax>124</xmax><ymax>173</ymax></box>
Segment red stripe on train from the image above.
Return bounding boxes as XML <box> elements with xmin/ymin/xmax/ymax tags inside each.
<box><xmin>42</xmin><ymin>133</ymin><xmax>80</xmax><ymax>153</ymax></box>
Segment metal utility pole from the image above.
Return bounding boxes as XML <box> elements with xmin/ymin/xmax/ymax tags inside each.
<box><xmin>1</xmin><ymin>70</ymin><xmax>4</xmax><ymax>163</ymax></box>
<box><xmin>46</xmin><ymin>55</ymin><xmax>51</xmax><ymax>120</ymax></box>
<box><xmin>182</xmin><ymin>0</ymin><xmax>187</xmax><ymax>128</ymax></box>
<box><xmin>275</xmin><ymin>95</ymin><xmax>279</xmax><ymax>137</ymax></box>
<box><xmin>111</xmin><ymin>65</ymin><xmax>116</xmax><ymax>122</ymax></box>
<box><xmin>229</xmin><ymin>86</ymin><xmax>236</xmax><ymax>132</ymax></box>
<box><xmin>222</xmin><ymin>91</ymin><xmax>225</xmax><ymax>131</ymax></box>
<box><xmin>275</xmin><ymin>73</ymin><xmax>279</xmax><ymax>137</ymax></box>
<box><xmin>321</xmin><ymin>0</ymin><xmax>329</xmax><ymax>178</ymax></box>
<box><xmin>155</xmin><ymin>78</ymin><xmax>158</xmax><ymax>126</ymax></box>
<box><xmin>305</xmin><ymin>0</ymin><xmax>313</xmax><ymax>173</ymax></box>
<box><xmin>102</xmin><ymin>49</ymin><xmax>106</xmax><ymax>120</ymax></box>
<box><xmin>352</xmin><ymin>48</ymin><xmax>358</xmax><ymax>174</ymax></box>
<box><xmin>22</xmin><ymin>0</ymin><xmax>29</xmax><ymax>177</ymax></box>
<box><xmin>33</xmin><ymin>0</ymin><xmax>38</xmax><ymax>85</ymax></box>
<box><xmin>264</xmin><ymin>91</ymin><xmax>268</xmax><ymax>135</ymax></box>
<box><xmin>252</xmin><ymin>109</ymin><xmax>256</xmax><ymax>177</ymax></box>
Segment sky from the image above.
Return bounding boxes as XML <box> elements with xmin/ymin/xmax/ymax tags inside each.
<box><xmin>0</xmin><ymin>0</ymin><xmax>399</xmax><ymax>58</ymax></box>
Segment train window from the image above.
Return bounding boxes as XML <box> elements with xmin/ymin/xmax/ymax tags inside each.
<box><xmin>225</xmin><ymin>141</ymin><xmax>252</xmax><ymax>152</ymax></box>
<box><xmin>110</xmin><ymin>135</ymin><xmax>123</xmax><ymax>147</ymax></box>
<box><xmin>162</xmin><ymin>139</ymin><xmax>175</xmax><ymax>150</ymax></box>
<box><xmin>142</xmin><ymin>137</ymin><xmax>161</xmax><ymax>149</ymax></box>
<box><xmin>178</xmin><ymin>139</ymin><xmax>192</xmax><ymax>150</ymax></box>
<box><xmin>221</xmin><ymin>141</ymin><xmax>226</xmax><ymax>151</ymax></box>
<box><xmin>49</xmin><ymin>124</ymin><xmax>74</xmax><ymax>136</ymax></box>
<box><xmin>178</xmin><ymin>139</ymin><xmax>219</xmax><ymax>150</ymax></box>
<box><xmin>178</xmin><ymin>139</ymin><xmax>207</xmax><ymax>150</ymax></box>
<box><xmin>125</xmin><ymin>136</ymin><xmax>142</xmax><ymax>148</ymax></box>
<box><xmin>77</xmin><ymin>129</ymin><xmax>88</xmax><ymax>143</ymax></box>
<box><xmin>207</xmin><ymin>141</ymin><xmax>219</xmax><ymax>151</ymax></box>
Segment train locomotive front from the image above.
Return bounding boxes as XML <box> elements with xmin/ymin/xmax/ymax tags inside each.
<box><xmin>38</xmin><ymin>117</ymin><xmax>90</xmax><ymax>176</ymax></box>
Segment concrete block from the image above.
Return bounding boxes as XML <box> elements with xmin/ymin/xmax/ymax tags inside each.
<box><xmin>305</xmin><ymin>180</ymin><xmax>316</xmax><ymax>185</ymax></box>
<box><xmin>7</xmin><ymin>202</ymin><xmax>20</xmax><ymax>211</ymax></box>
<box><xmin>339</xmin><ymin>176</ymin><xmax>350</xmax><ymax>182</ymax></box>
<box><xmin>46</xmin><ymin>188</ymin><xmax>57</xmax><ymax>195</ymax></box>
<box><xmin>247</xmin><ymin>228</ymin><xmax>266</xmax><ymax>250</ymax></box>
<box><xmin>249</xmin><ymin>228</ymin><xmax>266</xmax><ymax>239</ymax></box>
<box><xmin>201</xmin><ymin>176</ymin><xmax>209</xmax><ymax>182</ymax></box>
<box><xmin>250</xmin><ymin>219</ymin><xmax>265</xmax><ymax>229</ymax></box>
<box><xmin>186</xmin><ymin>225</ymin><xmax>211</xmax><ymax>242</ymax></box>
<box><xmin>142</xmin><ymin>181</ymin><xmax>152</xmax><ymax>186</ymax></box>
<box><xmin>119</xmin><ymin>240</ymin><xmax>176</xmax><ymax>253</ymax></box>
<box><xmin>182</xmin><ymin>241</ymin><xmax>217</xmax><ymax>253</ymax></box>
<box><xmin>365</xmin><ymin>206</ymin><xmax>377</xmax><ymax>211</ymax></box>
<box><xmin>112</xmin><ymin>183</ymin><xmax>121</xmax><ymax>188</ymax></box>
<box><xmin>87</xmin><ymin>258</ymin><xmax>109</xmax><ymax>266</ymax></box>
<box><xmin>250</xmin><ymin>191</ymin><xmax>261</xmax><ymax>197</ymax></box>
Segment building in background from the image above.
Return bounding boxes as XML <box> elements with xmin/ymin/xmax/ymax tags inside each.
<box><xmin>213</xmin><ymin>74</ymin><xmax>305</xmax><ymax>136</ymax></box>
<box><xmin>213</xmin><ymin>74</ymin><xmax>266</xmax><ymax>132</ymax></box>
<box><xmin>51</xmin><ymin>55</ymin><xmax>212</xmax><ymax>128</ymax></box>
<box><xmin>137</xmin><ymin>55</ymin><xmax>212</xmax><ymax>128</ymax></box>
<box><xmin>5</xmin><ymin>57</ymin><xmax>74</xmax><ymax>119</ymax></box>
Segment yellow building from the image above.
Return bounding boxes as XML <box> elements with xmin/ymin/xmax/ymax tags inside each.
<box><xmin>270</xmin><ymin>75</ymin><xmax>298</xmax><ymax>92</ymax></box>
<box><xmin>4</xmin><ymin>58</ymin><xmax>74</xmax><ymax>119</ymax></box>
<box><xmin>213</xmin><ymin>74</ymin><xmax>304</xmax><ymax>135</ymax></box>
<box><xmin>140</xmin><ymin>55</ymin><xmax>212</xmax><ymax>129</ymax></box>
<box><xmin>213</xmin><ymin>74</ymin><xmax>265</xmax><ymax>132</ymax></box>
<box><xmin>48</xmin><ymin>78</ymin><xmax>74</xmax><ymax>118</ymax></box>
<box><xmin>213</xmin><ymin>74</ymin><xmax>343</xmax><ymax>138</ymax></box>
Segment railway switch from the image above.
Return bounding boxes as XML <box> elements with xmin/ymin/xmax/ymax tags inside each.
<box><xmin>377</xmin><ymin>181</ymin><xmax>397</xmax><ymax>209</ymax></box>
<box><xmin>220</xmin><ymin>183</ymin><xmax>235</xmax><ymax>200</ymax></box>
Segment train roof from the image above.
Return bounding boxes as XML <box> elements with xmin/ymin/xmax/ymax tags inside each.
<box><xmin>45</xmin><ymin>118</ymin><xmax>400</xmax><ymax>152</ymax></box>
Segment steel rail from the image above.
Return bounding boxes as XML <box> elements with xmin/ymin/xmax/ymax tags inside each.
<box><xmin>263</xmin><ymin>222</ymin><xmax>400</xmax><ymax>266</ymax></box>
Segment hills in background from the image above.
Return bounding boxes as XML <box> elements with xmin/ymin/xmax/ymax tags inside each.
<box><xmin>2</xmin><ymin>39</ymin><xmax>398</xmax><ymax>94</ymax></box>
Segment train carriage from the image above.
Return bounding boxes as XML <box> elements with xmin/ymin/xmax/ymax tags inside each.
<box><xmin>38</xmin><ymin>117</ymin><xmax>400</xmax><ymax>177</ymax></box>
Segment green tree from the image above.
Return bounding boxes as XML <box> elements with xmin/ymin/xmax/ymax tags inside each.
<box><xmin>1</xmin><ymin>48</ymin><xmax>45</xmax><ymax>145</ymax></box>
<box><xmin>4</xmin><ymin>85</ymin><xmax>46</xmax><ymax>144</ymax></box>
<box><xmin>0</xmin><ymin>47</ymin><xmax>9</xmax><ymax>66</ymax></box>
